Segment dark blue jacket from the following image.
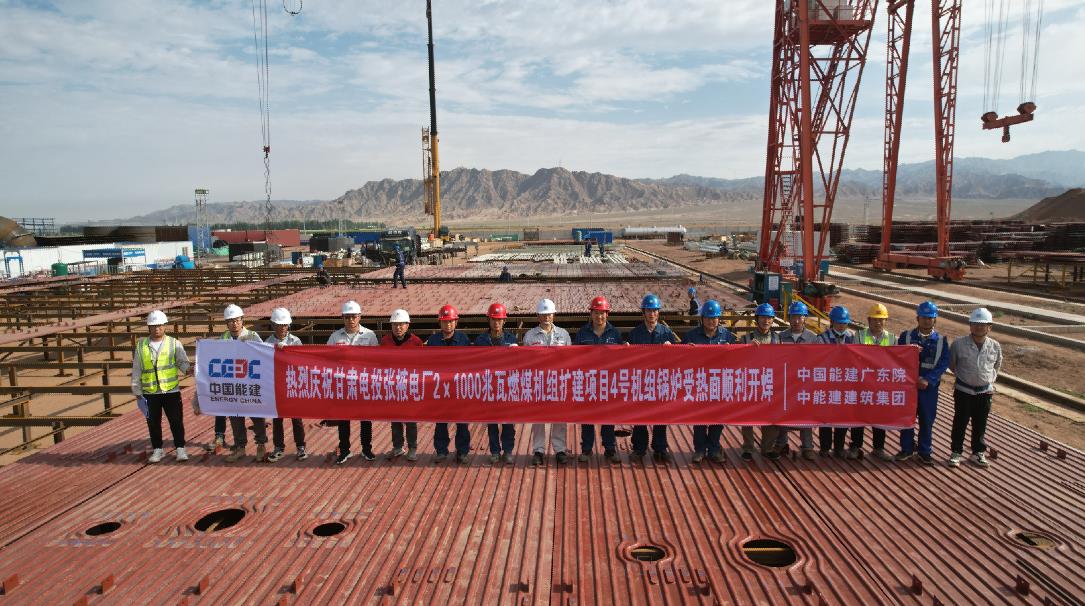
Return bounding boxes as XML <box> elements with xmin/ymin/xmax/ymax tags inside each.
<box><xmin>474</xmin><ymin>331</ymin><xmax>518</xmax><ymax>346</ymax></box>
<box><xmin>898</xmin><ymin>328</ymin><xmax>950</xmax><ymax>386</ymax></box>
<box><xmin>683</xmin><ymin>325</ymin><xmax>736</xmax><ymax>345</ymax></box>
<box><xmin>574</xmin><ymin>322</ymin><xmax>622</xmax><ymax>345</ymax></box>
<box><xmin>817</xmin><ymin>329</ymin><xmax>856</xmax><ymax>344</ymax></box>
<box><xmin>627</xmin><ymin>323</ymin><xmax>678</xmax><ymax>345</ymax></box>
<box><xmin>425</xmin><ymin>331</ymin><xmax>471</xmax><ymax>347</ymax></box>
<box><xmin>395</xmin><ymin>249</ymin><xmax>406</xmax><ymax>267</ymax></box>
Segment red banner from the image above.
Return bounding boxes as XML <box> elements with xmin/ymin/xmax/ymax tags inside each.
<box><xmin>264</xmin><ymin>343</ymin><xmax>918</xmax><ymax>427</ymax></box>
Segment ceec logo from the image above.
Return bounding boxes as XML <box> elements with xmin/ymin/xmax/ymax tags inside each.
<box><xmin>207</xmin><ymin>358</ymin><xmax>262</xmax><ymax>379</ymax></box>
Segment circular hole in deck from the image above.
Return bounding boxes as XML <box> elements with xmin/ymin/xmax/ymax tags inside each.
<box><xmin>742</xmin><ymin>539</ymin><xmax>797</xmax><ymax>568</ymax></box>
<box><xmin>313</xmin><ymin>522</ymin><xmax>347</xmax><ymax>537</ymax></box>
<box><xmin>85</xmin><ymin>521</ymin><xmax>122</xmax><ymax>536</ymax></box>
<box><xmin>1014</xmin><ymin>531</ymin><xmax>1059</xmax><ymax>549</ymax></box>
<box><xmin>630</xmin><ymin>545</ymin><xmax>667</xmax><ymax>562</ymax></box>
<box><xmin>195</xmin><ymin>508</ymin><xmax>246</xmax><ymax>533</ymax></box>
<box><xmin>613</xmin><ymin>428</ymin><xmax>633</xmax><ymax>438</ymax></box>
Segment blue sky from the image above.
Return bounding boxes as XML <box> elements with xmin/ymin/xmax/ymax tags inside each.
<box><xmin>0</xmin><ymin>0</ymin><xmax>1082</xmax><ymax>221</ymax></box>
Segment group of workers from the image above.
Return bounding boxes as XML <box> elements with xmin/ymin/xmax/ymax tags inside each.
<box><xmin>132</xmin><ymin>291</ymin><xmax>1002</xmax><ymax>471</ymax></box>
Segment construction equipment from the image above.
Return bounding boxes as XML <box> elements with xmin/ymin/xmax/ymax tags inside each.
<box><xmin>422</xmin><ymin>0</ymin><xmax>446</xmax><ymax>241</ymax></box>
<box><xmin>875</xmin><ymin>0</ymin><xmax>967</xmax><ymax>281</ymax></box>
<box><xmin>757</xmin><ymin>0</ymin><xmax>877</xmax><ymax>312</ymax></box>
<box><xmin>980</xmin><ymin>0</ymin><xmax>1043</xmax><ymax>142</ymax></box>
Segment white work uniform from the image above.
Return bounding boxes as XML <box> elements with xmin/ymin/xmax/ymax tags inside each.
<box><xmin>523</xmin><ymin>324</ymin><xmax>571</xmax><ymax>455</ymax></box>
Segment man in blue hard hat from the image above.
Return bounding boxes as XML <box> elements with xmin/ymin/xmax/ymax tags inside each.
<box><xmin>895</xmin><ymin>300</ymin><xmax>950</xmax><ymax>465</ymax></box>
<box><xmin>685</xmin><ymin>299</ymin><xmax>735</xmax><ymax>464</ymax></box>
<box><xmin>739</xmin><ymin>303</ymin><xmax>781</xmax><ymax>460</ymax></box>
<box><xmin>775</xmin><ymin>300</ymin><xmax>820</xmax><ymax>459</ymax></box>
<box><xmin>626</xmin><ymin>293</ymin><xmax>678</xmax><ymax>464</ymax></box>
<box><xmin>391</xmin><ymin>244</ymin><xmax>407</xmax><ymax>289</ymax></box>
<box><xmin>687</xmin><ymin>287</ymin><xmax>700</xmax><ymax>316</ymax></box>
<box><xmin>817</xmin><ymin>305</ymin><xmax>857</xmax><ymax>457</ymax></box>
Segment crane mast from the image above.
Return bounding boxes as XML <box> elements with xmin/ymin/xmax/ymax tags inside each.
<box><xmin>422</xmin><ymin>0</ymin><xmax>442</xmax><ymax>240</ymax></box>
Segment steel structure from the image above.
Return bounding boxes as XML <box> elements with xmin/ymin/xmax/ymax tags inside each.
<box><xmin>422</xmin><ymin>0</ymin><xmax>442</xmax><ymax>239</ymax></box>
<box><xmin>759</xmin><ymin>0</ymin><xmax>878</xmax><ymax>311</ymax></box>
<box><xmin>875</xmin><ymin>0</ymin><xmax>967</xmax><ymax>281</ymax></box>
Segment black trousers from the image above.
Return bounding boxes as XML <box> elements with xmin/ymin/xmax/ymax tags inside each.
<box><xmin>272</xmin><ymin>418</ymin><xmax>306</xmax><ymax>450</ymax></box>
<box><xmin>338</xmin><ymin>420</ymin><xmax>373</xmax><ymax>455</ymax></box>
<box><xmin>950</xmin><ymin>390</ymin><xmax>992</xmax><ymax>454</ymax></box>
<box><xmin>848</xmin><ymin>427</ymin><xmax>886</xmax><ymax>450</ymax></box>
<box><xmin>819</xmin><ymin>427</ymin><xmax>865</xmax><ymax>452</ymax></box>
<box><xmin>391</xmin><ymin>422</ymin><xmax>418</xmax><ymax>449</ymax></box>
<box><xmin>229</xmin><ymin>417</ymin><xmax>267</xmax><ymax>447</ymax></box>
<box><xmin>145</xmin><ymin>392</ymin><xmax>185</xmax><ymax>449</ymax></box>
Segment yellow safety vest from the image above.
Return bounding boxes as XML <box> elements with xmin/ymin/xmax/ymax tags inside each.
<box><xmin>139</xmin><ymin>336</ymin><xmax>179</xmax><ymax>393</ymax></box>
<box><xmin>858</xmin><ymin>330</ymin><xmax>894</xmax><ymax>346</ymax></box>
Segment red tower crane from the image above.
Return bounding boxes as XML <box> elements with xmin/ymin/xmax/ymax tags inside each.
<box><xmin>758</xmin><ymin>0</ymin><xmax>879</xmax><ymax>312</ymax></box>
<box><xmin>874</xmin><ymin>0</ymin><xmax>966</xmax><ymax>281</ymax></box>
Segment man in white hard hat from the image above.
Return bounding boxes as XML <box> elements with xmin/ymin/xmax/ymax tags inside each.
<box><xmin>265</xmin><ymin>307</ymin><xmax>307</xmax><ymax>462</ymax></box>
<box><xmin>523</xmin><ymin>298</ymin><xmax>571</xmax><ymax>466</ymax></box>
<box><xmin>329</xmin><ymin>300</ymin><xmax>379</xmax><ymax>465</ymax></box>
<box><xmin>131</xmin><ymin>310</ymin><xmax>190</xmax><ymax>463</ymax></box>
<box><xmin>947</xmin><ymin>307</ymin><xmax>1002</xmax><ymax>469</ymax></box>
<box><xmin>381</xmin><ymin>308</ymin><xmax>423</xmax><ymax>462</ymax></box>
<box><xmin>218</xmin><ymin>304</ymin><xmax>268</xmax><ymax>463</ymax></box>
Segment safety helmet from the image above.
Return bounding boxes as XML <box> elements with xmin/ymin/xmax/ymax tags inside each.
<box><xmin>969</xmin><ymin>307</ymin><xmax>994</xmax><ymax>324</ymax></box>
<box><xmin>341</xmin><ymin>300</ymin><xmax>361</xmax><ymax>315</ymax></box>
<box><xmin>589</xmin><ymin>296</ymin><xmax>611</xmax><ymax>312</ymax></box>
<box><xmin>829</xmin><ymin>306</ymin><xmax>851</xmax><ymax>324</ymax></box>
<box><xmin>223</xmin><ymin>304</ymin><xmax>244</xmax><ymax>320</ymax></box>
<box><xmin>488</xmin><ymin>302</ymin><xmax>508</xmax><ymax>319</ymax></box>
<box><xmin>393</xmin><ymin>244</ymin><xmax>400</xmax><ymax>250</ymax></box>
<box><xmin>146</xmin><ymin>310</ymin><xmax>168</xmax><ymax>326</ymax></box>
<box><xmin>754</xmin><ymin>303</ymin><xmax>776</xmax><ymax>318</ymax></box>
<box><xmin>700</xmin><ymin>300</ymin><xmax>722</xmax><ymax>318</ymax></box>
<box><xmin>536</xmin><ymin>298</ymin><xmax>557</xmax><ymax>315</ymax></box>
<box><xmin>867</xmin><ymin>303</ymin><xmax>890</xmax><ymax>320</ymax></box>
<box><xmin>640</xmin><ymin>294</ymin><xmax>662</xmax><ymax>310</ymax></box>
<box><xmin>788</xmin><ymin>301</ymin><xmax>809</xmax><ymax>317</ymax></box>
<box><xmin>688</xmin><ymin>286</ymin><xmax>697</xmax><ymax>296</ymax></box>
<box><xmin>389</xmin><ymin>308</ymin><xmax>410</xmax><ymax>323</ymax></box>
<box><xmin>916</xmin><ymin>301</ymin><xmax>939</xmax><ymax>318</ymax></box>
<box><xmin>270</xmin><ymin>307</ymin><xmax>293</xmax><ymax>325</ymax></box>
<box><xmin>438</xmin><ymin>304</ymin><xmax>459</xmax><ymax>321</ymax></box>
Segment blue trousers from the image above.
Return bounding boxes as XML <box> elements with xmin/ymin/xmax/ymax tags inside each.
<box><xmin>900</xmin><ymin>387</ymin><xmax>939</xmax><ymax>455</ymax></box>
<box><xmin>487</xmin><ymin>423</ymin><xmax>515</xmax><ymax>455</ymax></box>
<box><xmin>392</xmin><ymin>265</ymin><xmax>407</xmax><ymax>287</ymax></box>
<box><xmin>580</xmin><ymin>425</ymin><xmax>616</xmax><ymax>453</ymax></box>
<box><xmin>631</xmin><ymin>425</ymin><xmax>668</xmax><ymax>454</ymax></box>
<box><xmin>692</xmin><ymin>425</ymin><xmax>724</xmax><ymax>455</ymax></box>
<box><xmin>434</xmin><ymin>422</ymin><xmax>471</xmax><ymax>456</ymax></box>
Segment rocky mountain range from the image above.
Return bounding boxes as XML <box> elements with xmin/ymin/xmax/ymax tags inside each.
<box><xmin>121</xmin><ymin>150</ymin><xmax>1083</xmax><ymax>225</ymax></box>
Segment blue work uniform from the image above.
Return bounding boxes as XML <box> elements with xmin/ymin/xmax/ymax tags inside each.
<box><xmin>392</xmin><ymin>248</ymin><xmax>407</xmax><ymax>288</ymax></box>
<box><xmin>475</xmin><ymin>330</ymin><xmax>519</xmax><ymax>456</ymax></box>
<box><xmin>684</xmin><ymin>325</ymin><xmax>736</xmax><ymax>456</ymax></box>
<box><xmin>817</xmin><ymin>329</ymin><xmax>857</xmax><ymax>453</ymax></box>
<box><xmin>898</xmin><ymin>328</ymin><xmax>950</xmax><ymax>456</ymax></box>
<box><xmin>627</xmin><ymin>323</ymin><xmax>678</xmax><ymax>455</ymax></box>
<box><xmin>426</xmin><ymin>331</ymin><xmax>472</xmax><ymax>455</ymax></box>
<box><xmin>575</xmin><ymin>322</ymin><xmax>623</xmax><ymax>455</ymax></box>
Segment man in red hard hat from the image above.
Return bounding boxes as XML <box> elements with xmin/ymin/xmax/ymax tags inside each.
<box><xmin>426</xmin><ymin>304</ymin><xmax>472</xmax><ymax>463</ymax></box>
<box><xmin>475</xmin><ymin>302</ymin><xmax>519</xmax><ymax>464</ymax></box>
<box><xmin>574</xmin><ymin>296</ymin><xmax>622</xmax><ymax>464</ymax></box>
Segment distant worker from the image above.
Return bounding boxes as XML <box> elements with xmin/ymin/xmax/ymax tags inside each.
<box><xmin>265</xmin><ymin>307</ymin><xmax>307</xmax><ymax>462</ymax></box>
<box><xmin>854</xmin><ymin>303</ymin><xmax>895</xmax><ymax>461</ymax></box>
<box><xmin>426</xmin><ymin>304</ymin><xmax>473</xmax><ymax>463</ymax></box>
<box><xmin>817</xmin><ymin>305</ymin><xmax>857</xmax><ymax>457</ymax></box>
<box><xmin>948</xmin><ymin>308</ymin><xmax>1002</xmax><ymax>469</ymax></box>
<box><xmin>684</xmin><ymin>300</ymin><xmax>736</xmax><ymax>464</ymax></box>
<box><xmin>499</xmin><ymin>266</ymin><xmax>512</xmax><ymax>283</ymax></box>
<box><xmin>626</xmin><ymin>293</ymin><xmax>678</xmax><ymax>464</ymax></box>
<box><xmin>598</xmin><ymin>240</ymin><xmax>606</xmax><ymax>257</ymax></box>
<box><xmin>739</xmin><ymin>303</ymin><xmax>781</xmax><ymax>461</ymax></box>
<box><xmin>476</xmin><ymin>302</ymin><xmax>519</xmax><ymax>465</ymax></box>
<box><xmin>575</xmin><ymin>296</ymin><xmax>623</xmax><ymax>464</ymax></box>
<box><xmin>132</xmin><ymin>310</ymin><xmax>190</xmax><ymax>463</ymax></box>
<box><xmin>524</xmin><ymin>298</ymin><xmax>571</xmax><ymax>466</ymax></box>
<box><xmin>584</xmin><ymin>239</ymin><xmax>593</xmax><ymax>257</ymax></box>
<box><xmin>382</xmin><ymin>308</ymin><xmax>423</xmax><ymax>462</ymax></box>
<box><xmin>895</xmin><ymin>301</ymin><xmax>950</xmax><ymax>465</ymax></box>
<box><xmin>219</xmin><ymin>304</ymin><xmax>267</xmax><ymax>462</ymax></box>
<box><xmin>391</xmin><ymin>244</ymin><xmax>407</xmax><ymax>289</ymax></box>
<box><xmin>688</xmin><ymin>286</ymin><xmax>700</xmax><ymax>316</ymax></box>
<box><xmin>316</xmin><ymin>266</ymin><xmax>332</xmax><ymax>287</ymax></box>
<box><xmin>774</xmin><ymin>301</ymin><xmax>819</xmax><ymax>459</ymax></box>
<box><xmin>329</xmin><ymin>300</ymin><xmax>379</xmax><ymax>465</ymax></box>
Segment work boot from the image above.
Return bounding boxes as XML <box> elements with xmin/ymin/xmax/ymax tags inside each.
<box><xmin>819</xmin><ymin>449</ymin><xmax>831</xmax><ymax>458</ymax></box>
<box><xmin>708</xmin><ymin>452</ymin><xmax>726</xmax><ymax>465</ymax></box>
<box><xmin>456</xmin><ymin>453</ymin><xmax>469</xmax><ymax>465</ymax></box>
<box><xmin>763</xmin><ymin>450</ymin><xmax>781</xmax><ymax>461</ymax></box>
<box><xmin>845</xmin><ymin>447</ymin><xmax>862</xmax><ymax>460</ymax></box>
<box><xmin>555</xmin><ymin>451</ymin><xmax>569</xmax><ymax>465</ymax></box>
<box><xmin>653</xmin><ymin>451</ymin><xmax>674</xmax><ymax>465</ymax></box>
<box><xmin>255</xmin><ymin>444</ymin><xmax>267</xmax><ymax>462</ymax></box>
<box><xmin>947</xmin><ymin>452</ymin><xmax>962</xmax><ymax>468</ymax></box>
<box><xmin>532</xmin><ymin>452</ymin><xmax>544</xmax><ymax>466</ymax></box>
<box><xmin>605</xmin><ymin>450</ymin><xmax>621</xmax><ymax>464</ymax></box>
<box><xmin>175</xmin><ymin>447</ymin><xmax>189</xmax><ymax>462</ymax></box>
<box><xmin>918</xmin><ymin>454</ymin><xmax>934</xmax><ymax>465</ymax></box>
<box><xmin>833</xmin><ymin>448</ymin><xmax>845</xmax><ymax>459</ymax></box>
<box><xmin>386</xmin><ymin>447</ymin><xmax>406</xmax><ymax>460</ymax></box>
<box><xmin>206</xmin><ymin>434</ymin><xmax>226</xmax><ymax>452</ymax></box>
<box><xmin>266</xmin><ymin>448</ymin><xmax>284</xmax><ymax>463</ymax></box>
<box><xmin>488</xmin><ymin>454</ymin><xmax>501</xmax><ymax>465</ymax></box>
<box><xmin>433</xmin><ymin>452</ymin><xmax>448</xmax><ymax>463</ymax></box>
<box><xmin>777</xmin><ymin>443</ymin><xmax>791</xmax><ymax>457</ymax></box>
<box><xmin>502</xmin><ymin>454</ymin><xmax>514</xmax><ymax>465</ymax></box>
<box><xmin>148</xmin><ymin>448</ymin><xmax>165</xmax><ymax>464</ymax></box>
<box><xmin>893</xmin><ymin>451</ymin><xmax>915</xmax><ymax>462</ymax></box>
<box><xmin>873</xmin><ymin>448</ymin><xmax>893</xmax><ymax>461</ymax></box>
<box><xmin>973</xmin><ymin>452</ymin><xmax>990</xmax><ymax>468</ymax></box>
<box><xmin>741</xmin><ymin>451</ymin><xmax>754</xmax><ymax>462</ymax></box>
<box><xmin>801</xmin><ymin>449</ymin><xmax>816</xmax><ymax>461</ymax></box>
<box><xmin>296</xmin><ymin>447</ymin><xmax>309</xmax><ymax>461</ymax></box>
<box><xmin>406</xmin><ymin>448</ymin><xmax>418</xmax><ymax>462</ymax></box>
<box><xmin>630</xmin><ymin>451</ymin><xmax>647</xmax><ymax>465</ymax></box>
<box><xmin>691</xmin><ymin>452</ymin><xmax>705</xmax><ymax>464</ymax></box>
<box><xmin>225</xmin><ymin>447</ymin><xmax>246</xmax><ymax>463</ymax></box>
<box><xmin>577</xmin><ymin>452</ymin><xmax>591</xmax><ymax>463</ymax></box>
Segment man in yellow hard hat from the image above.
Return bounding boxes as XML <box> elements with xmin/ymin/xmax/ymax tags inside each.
<box><xmin>853</xmin><ymin>303</ymin><xmax>894</xmax><ymax>461</ymax></box>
